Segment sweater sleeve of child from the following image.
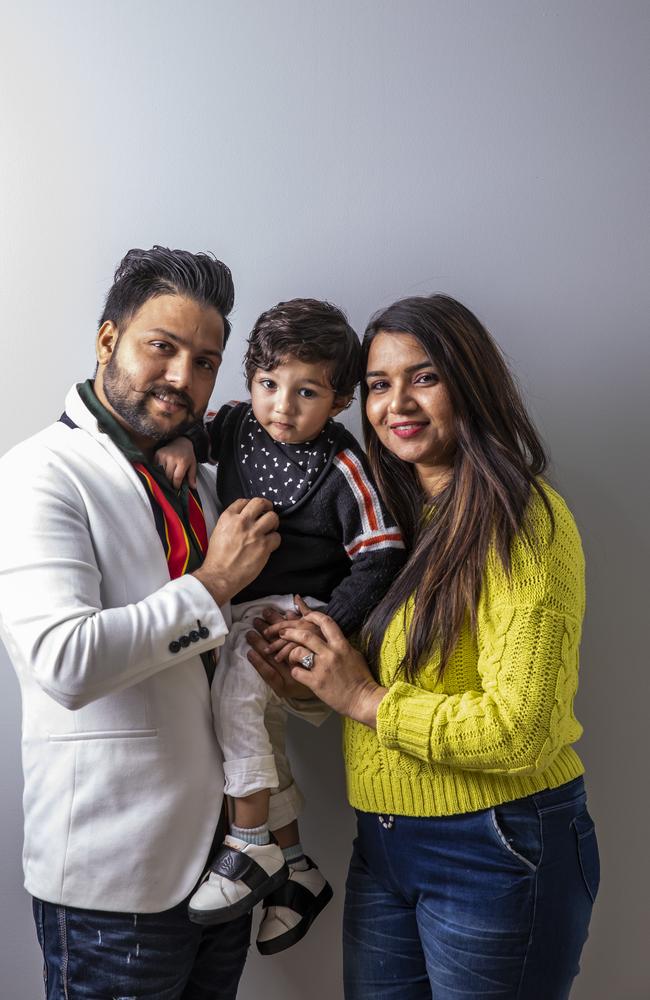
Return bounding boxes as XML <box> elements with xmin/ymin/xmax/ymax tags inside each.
<box><xmin>183</xmin><ymin>404</ymin><xmax>236</xmax><ymax>464</ymax></box>
<box><xmin>375</xmin><ymin>490</ymin><xmax>586</xmax><ymax>776</ymax></box>
<box><xmin>324</xmin><ymin>434</ymin><xmax>406</xmax><ymax>636</ymax></box>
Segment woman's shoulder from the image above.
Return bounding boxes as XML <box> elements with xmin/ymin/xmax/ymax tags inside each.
<box><xmin>484</xmin><ymin>480</ymin><xmax>585</xmax><ymax>619</ymax></box>
<box><xmin>524</xmin><ymin>480</ymin><xmax>583</xmax><ymax>562</ymax></box>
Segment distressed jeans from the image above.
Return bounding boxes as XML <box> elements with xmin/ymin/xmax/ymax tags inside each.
<box><xmin>32</xmin><ymin>896</ymin><xmax>251</xmax><ymax>1000</ymax></box>
<box><xmin>343</xmin><ymin>777</ymin><xmax>599</xmax><ymax>1000</ymax></box>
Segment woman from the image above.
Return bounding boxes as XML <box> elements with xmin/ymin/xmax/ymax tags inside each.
<box><xmin>248</xmin><ymin>294</ymin><xmax>599</xmax><ymax>999</ymax></box>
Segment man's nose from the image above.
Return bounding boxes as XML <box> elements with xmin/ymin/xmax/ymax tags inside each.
<box><xmin>164</xmin><ymin>353</ymin><xmax>193</xmax><ymax>391</ymax></box>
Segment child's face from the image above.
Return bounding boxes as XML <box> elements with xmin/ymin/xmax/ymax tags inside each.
<box><xmin>250</xmin><ymin>356</ymin><xmax>349</xmax><ymax>444</ymax></box>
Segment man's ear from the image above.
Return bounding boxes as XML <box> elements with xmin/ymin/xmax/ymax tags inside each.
<box><xmin>330</xmin><ymin>393</ymin><xmax>354</xmax><ymax>418</ymax></box>
<box><xmin>96</xmin><ymin>321</ymin><xmax>119</xmax><ymax>367</ymax></box>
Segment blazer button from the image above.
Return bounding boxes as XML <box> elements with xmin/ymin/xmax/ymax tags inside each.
<box><xmin>189</xmin><ymin>630</ymin><xmax>200</xmax><ymax>642</ymax></box>
<box><xmin>198</xmin><ymin>626</ymin><xmax>209</xmax><ymax>639</ymax></box>
<box><xmin>169</xmin><ymin>640</ymin><xmax>181</xmax><ymax>654</ymax></box>
<box><xmin>179</xmin><ymin>634</ymin><xmax>191</xmax><ymax>648</ymax></box>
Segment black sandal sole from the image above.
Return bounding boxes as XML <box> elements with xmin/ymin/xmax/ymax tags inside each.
<box><xmin>256</xmin><ymin>881</ymin><xmax>334</xmax><ymax>955</ymax></box>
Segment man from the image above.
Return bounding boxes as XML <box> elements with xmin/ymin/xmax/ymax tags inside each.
<box><xmin>0</xmin><ymin>246</ymin><xmax>281</xmax><ymax>998</ymax></box>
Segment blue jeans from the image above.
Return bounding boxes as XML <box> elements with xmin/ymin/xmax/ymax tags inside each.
<box><xmin>32</xmin><ymin>896</ymin><xmax>251</xmax><ymax>999</ymax></box>
<box><xmin>343</xmin><ymin>777</ymin><xmax>599</xmax><ymax>1000</ymax></box>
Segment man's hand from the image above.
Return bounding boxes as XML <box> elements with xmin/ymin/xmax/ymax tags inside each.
<box><xmin>154</xmin><ymin>437</ymin><xmax>198</xmax><ymax>490</ymax></box>
<box><xmin>193</xmin><ymin>498</ymin><xmax>280</xmax><ymax>606</ymax></box>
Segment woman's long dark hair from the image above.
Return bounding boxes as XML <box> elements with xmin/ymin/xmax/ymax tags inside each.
<box><xmin>360</xmin><ymin>294</ymin><xmax>553</xmax><ymax>681</ymax></box>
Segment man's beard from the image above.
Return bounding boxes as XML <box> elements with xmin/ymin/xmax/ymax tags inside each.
<box><xmin>103</xmin><ymin>353</ymin><xmax>197</xmax><ymax>447</ymax></box>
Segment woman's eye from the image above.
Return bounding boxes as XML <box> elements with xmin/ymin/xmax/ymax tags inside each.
<box><xmin>368</xmin><ymin>380</ymin><xmax>388</xmax><ymax>392</ymax></box>
<box><xmin>416</xmin><ymin>372</ymin><xmax>439</xmax><ymax>385</ymax></box>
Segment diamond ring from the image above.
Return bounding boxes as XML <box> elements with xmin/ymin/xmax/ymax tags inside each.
<box><xmin>300</xmin><ymin>652</ymin><xmax>315</xmax><ymax>670</ymax></box>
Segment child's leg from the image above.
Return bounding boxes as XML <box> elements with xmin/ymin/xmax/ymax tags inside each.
<box><xmin>188</xmin><ymin>609</ymin><xmax>287</xmax><ymax>924</ymax></box>
<box><xmin>256</xmin><ymin>701</ymin><xmax>333</xmax><ymax>954</ymax></box>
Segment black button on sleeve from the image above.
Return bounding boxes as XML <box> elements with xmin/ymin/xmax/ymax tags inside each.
<box><xmin>169</xmin><ymin>640</ymin><xmax>181</xmax><ymax>654</ymax></box>
<box><xmin>198</xmin><ymin>626</ymin><xmax>209</xmax><ymax>639</ymax></box>
<box><xmin>179</xmin><ymin>634</ymin><xmax>191</xmax><ymax>648</ymax></box>
<box><xmin>189</xmin><ymin>630</ymin><xmax>200</xmax><ymax>643</ymax></box>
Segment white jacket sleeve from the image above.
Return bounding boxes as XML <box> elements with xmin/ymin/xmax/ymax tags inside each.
<box><xmin>0</xmin><ymin>446</ymin><xmax>228</xmax><ymax>710</ymax></box>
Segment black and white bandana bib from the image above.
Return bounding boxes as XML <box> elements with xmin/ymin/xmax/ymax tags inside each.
<box><xmin>238</xmin><ymin>408</ymin><xmax>338</xmax><ymax>511</ymax></box>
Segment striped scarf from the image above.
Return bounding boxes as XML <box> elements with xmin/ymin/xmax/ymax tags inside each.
<box><xmin>74</xmin><ymin>381</ymin><xmax>215</xmax><ymax>680</ymax></box>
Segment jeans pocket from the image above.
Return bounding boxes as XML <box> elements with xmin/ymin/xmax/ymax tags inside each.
<box><xmin>572</xmin><ymin>808</ymin><xmax>600</xmax><ymax>903</ymax></box>
<box><xmin>490</xmin><ymin>796</ymin><xmax>542</xmax><ymax>872</ymax></box>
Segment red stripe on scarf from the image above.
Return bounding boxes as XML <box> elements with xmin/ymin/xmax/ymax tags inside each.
<box><xmin>135</xmin><ymin>464</ymin><xmax>191</xmax><ymax>579</ymax></box>
<box><xmin>189</xmin><ymin>490</ymin><xmax>209</xmax><ymax>555</ymax></box>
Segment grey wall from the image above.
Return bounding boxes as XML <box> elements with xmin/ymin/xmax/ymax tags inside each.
<box><xmin>1</xmin><ymin>1</ymin><xmax>648</xmax><ymax>996</ymax></box>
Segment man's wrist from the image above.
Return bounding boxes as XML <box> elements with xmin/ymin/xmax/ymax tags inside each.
<box><xmin>192</xmin><ymin>569</ymin><xmax>231</xmax><ymax>607</ymax></box>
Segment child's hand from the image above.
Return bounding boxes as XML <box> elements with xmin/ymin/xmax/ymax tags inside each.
<box><xmin>154</xmin><ymin>436</ymin><xmax>198</xmax><ymax>490</ymax></box>
<box><xmin>261</xmin><ymin>602</ymin><xmax>326</xmax><ymax>662</ymax></box>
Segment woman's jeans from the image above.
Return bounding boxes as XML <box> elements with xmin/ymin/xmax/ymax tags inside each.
<box><xmin>32</xmin><ymin>896</ymin><xmax>251</xmax><ymax>1000</ymax></box>
<box><xmin>343</xmin><ymin>777</ymin><xmax>599</xmax><ymax>1000</ymax></box>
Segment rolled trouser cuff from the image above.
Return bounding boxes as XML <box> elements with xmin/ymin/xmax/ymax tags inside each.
<box><xmin>268</xmin><ymin>780</ymin><xmax>304</xmax><ymax>829</ymax></box>
<box><xmin>223</xmin><ymin>755</ymin><xmax>279</xmax><ymax>797</ymax></box>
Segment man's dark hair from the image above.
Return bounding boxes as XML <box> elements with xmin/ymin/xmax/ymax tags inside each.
<box><xmin>244</xmin><ymin>298</ymin><xmax>361</xmax><ymax>396</ymax></box>
<box><xmin>99</xmin><ymin>246</ymin><xmax>235</xmax><ymax>343</ymax></box>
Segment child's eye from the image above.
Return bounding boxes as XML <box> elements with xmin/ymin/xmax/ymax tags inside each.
<box><xmin>259</xmin><ymin>379</ymin><xmax>276</xmax><ymax>390</ymax></box>
<box><xmin>298</xmin><ymin>388</ymin><xmax>316</xmax><ymax>398</ymax></box>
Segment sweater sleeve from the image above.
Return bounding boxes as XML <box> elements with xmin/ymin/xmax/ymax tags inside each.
<box><xmin>183</xmin><ymin>404</ymin><xmax>235</xmax><ymax>464</ymax></box>
<box><xmin>375</xmin><ymin>495</ymin><xmax>586</xmax><ymax>776</ymax></box>
<box><xmin>324</xmin><ymin>438</ymin><xmax>406</xmax><ymax>636</ymax></box>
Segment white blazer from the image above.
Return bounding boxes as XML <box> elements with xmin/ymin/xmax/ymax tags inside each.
<box><xmin>0</xmin><ymin>385</ymin><xmax>231</xmax><ymax>912</ymax></box>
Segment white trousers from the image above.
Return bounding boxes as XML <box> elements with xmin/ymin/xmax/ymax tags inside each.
<box><xmin>211</xmin><ymin>595</ymin><xmax>324</xmax><ymax>831</ymax></box>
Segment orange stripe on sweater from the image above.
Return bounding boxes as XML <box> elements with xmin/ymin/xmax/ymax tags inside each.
<box><xmin>347</xmin><ymin>532</ymin><xmax>404</xmax><ymax>557</ymax></box>
<box><xmin>337</xmin><ymin>451</ymin><xmax>379</xmax><ymax>531</ymax></box>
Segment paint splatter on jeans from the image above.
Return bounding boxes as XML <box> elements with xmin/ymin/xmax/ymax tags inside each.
<box><xmin>33</xmin><ymin>896</ymin><xmax>251</xmax><ymax>999</ymax></box>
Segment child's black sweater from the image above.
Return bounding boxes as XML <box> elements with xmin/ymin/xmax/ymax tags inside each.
<box><xmin>192</xmin><ymin>403</ymin><xmax>406</xmax><ymax>637</ymax></box>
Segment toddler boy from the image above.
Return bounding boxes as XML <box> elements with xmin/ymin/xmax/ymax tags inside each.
<box><xmin>156</xmin><ymin>299</ymin><xmax>405</xmax><ymax>954</ymax></box>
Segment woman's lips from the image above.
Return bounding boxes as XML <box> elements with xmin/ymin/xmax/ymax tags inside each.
<box><xmin>389</xmin><ymin>422</ymin><xmax>427</xmax><ymax>439</ymax></box>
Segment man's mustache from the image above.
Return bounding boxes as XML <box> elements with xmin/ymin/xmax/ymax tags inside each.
<box><xmin>134</xmin><ymin>384</ymin><xmax>196</xmax><ymax>417</ymax></box>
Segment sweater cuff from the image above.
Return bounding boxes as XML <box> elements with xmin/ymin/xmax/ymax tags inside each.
<box><xmin>324</xmin><ymin>598</ymin><xmax>363</xmax><ymax>638</ymax></box>
<box><xmin>376</xmin><ymin>681</ymin><xmax>447</xmax><ymax>761</ymax></box>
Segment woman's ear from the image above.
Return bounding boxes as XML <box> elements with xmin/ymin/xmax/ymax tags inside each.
<box><xmin>330</xmin><ymin>393</ymin><xmax>354</xmax><ymax>418</ymax></box>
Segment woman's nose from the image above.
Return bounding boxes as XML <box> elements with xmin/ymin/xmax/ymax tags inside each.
<box><xmin>387</xmin><ymin>383</ymin><xmax>417</xmax><ymax>413</ymax></box>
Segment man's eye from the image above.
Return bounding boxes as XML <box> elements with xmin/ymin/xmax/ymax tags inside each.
<box><xmin>196</xmin><ymin>359</ymin><xmax>215</xmax><ymax>371</ymax></box>
<box><xmin>151</xmin><ymin>341</ymin><xmax>171</xmax><ymax>351</ymax></box>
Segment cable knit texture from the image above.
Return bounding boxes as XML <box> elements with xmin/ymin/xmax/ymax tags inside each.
<box><xmin>343</xmin><ymin>483</ymin><xmax>586</xmax><ymax>816</ymax></box>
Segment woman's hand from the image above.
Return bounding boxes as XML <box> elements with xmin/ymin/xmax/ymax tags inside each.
<box><xmin>256</xmin><ymin>596</ymin><xmax>387</xmax><ymax>728</ymax></box>
<box><xmin>246</xmin><ymin>605</ymin><xmax>315</xmax><ymax>701</ymax></box>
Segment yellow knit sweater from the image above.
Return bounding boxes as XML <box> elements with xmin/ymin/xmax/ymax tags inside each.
<box><xmin>343</xmin><ymin>484</ymin><xmax>586</xmax><ymax>816</ymax></box>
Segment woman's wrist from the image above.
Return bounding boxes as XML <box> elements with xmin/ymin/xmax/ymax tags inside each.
<box><xmin>347</xmin><ymin>680</ymin><xmax>387</xmax><ymax>730</ymax></box>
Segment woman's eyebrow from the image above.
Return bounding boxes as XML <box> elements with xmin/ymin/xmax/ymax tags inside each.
<box><xmin>366</xmin><ymin>361</ymin><xmax>432</xmax><ymax>378</ymax></box>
